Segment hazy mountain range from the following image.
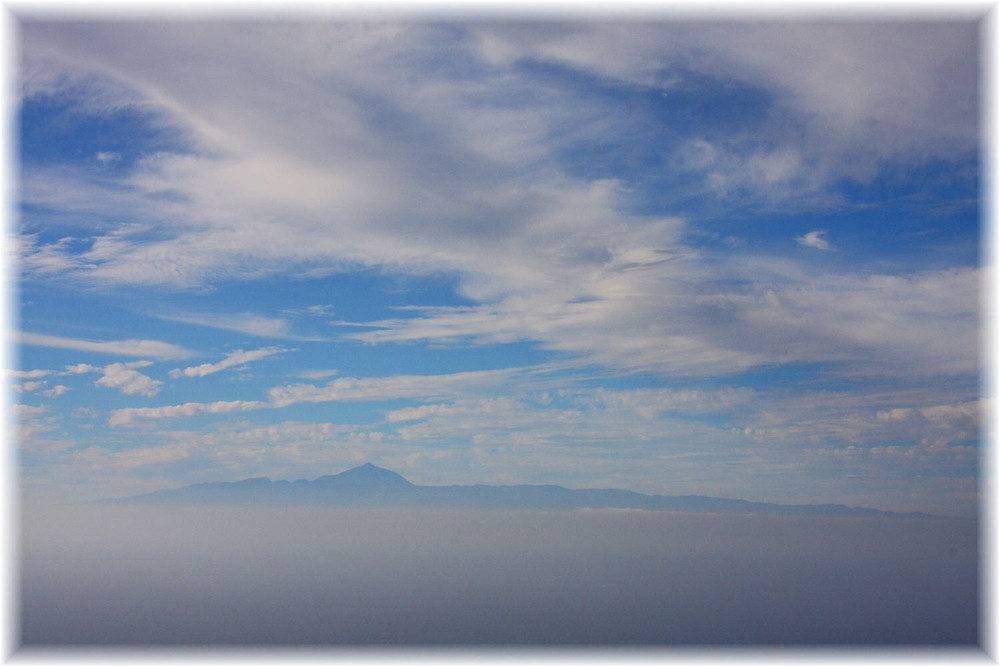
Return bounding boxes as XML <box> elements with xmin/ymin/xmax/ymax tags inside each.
<box><xmin>110</xmin><ymin>463</ymin><xmax>935</xmax><ymax>518</ymax></box>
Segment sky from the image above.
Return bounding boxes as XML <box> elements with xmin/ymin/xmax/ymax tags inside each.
<box><xmin>9</xmin><ymin>14</ymin><xmax>984</xmax><ymax>516</ymax></box>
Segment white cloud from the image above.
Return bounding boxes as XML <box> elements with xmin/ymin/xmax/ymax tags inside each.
<box><xmin>385</xmin><ymin>403</ymin><xmax>460</xmax><ymax>423</ymax></box>
<box><xmin>344</xmin><ymin>262</ymin><xmax>976</xmax><ymax>379</ymax></box>
<box><xmin>13</xmin><ymin>404</ymin><xmax>49</xmax><ymax>419</ymax></box>
<box><xmin>95</xmin><ymin>362</ymin><xmax>162</xmax><ymax>397</ymax></box>
<box><xmin>154</xmin><ymin>311</ymin><xmax>294</xmax><ymax>339</ymax></box>
<box><xmin>740</xmin><ymin>388</ymin><xmax>981</xmax><ymax>450</ymax></box>
<box><xmin>12</xmin><ymin>404</ymin><xmax>76</xmax><ymax>456</ymax></box>
<box><xmin>18</xmin><ymin>331</ymin><xmax>192</xmax><ymax>359</ymax></box>
<box><xmin>170</xmin><ymin>347</ymin><xmax>288</xmax><ymax>379</ymax></box>
<box><xmin>19</xmin><ymin>22</ymin><xmax>975</xmax><ymax>263</ymax></box>
<box><xmin>16</xmin><ymin>234</ymin><xmax>87</xmax><ymax>278</ymax></box>
<box><xmin>470</xmin><ymin>23</ymin><xmax>977</xmax><ymax>169</ymax></box>
<box><xmin>268</xmin><ymin>368</ymin><xmax>520</xmax><ymax>408</ymax></box>
<box><xmin>20</xmin><ymin>21</ymin><xmax>937</xmax><ymax>298</ymax></box>
<box><xmin>17</xmin><ymin>23</ymin><xmax>980</xmax><ymax>410</ymax></box>
<box><xmin>15</xmin><ymin>381</ymin><xmax>46</xmax><ymax>393</ymax></box>
<box><xmin>736</xmin><ymin>267</ymin><xmax>978</xmax><ymax>377</ymax></box>
<box><xmin>297</xmin><ymin>369</ymin><xmax>340</xmax><ymax>380</ymax></box>
<box><xmin>65</xmin><ymin>363</ymin><xmax>101</xmax><ymax>374</ymax></box>
<box><xmin>8</xmin><ymin>369</ymin><xmax>51</xmax><ymax>379</ymax></box>
<box><xmin>42</xmin><ymin>385</ymin><xmax>70</xmax><ymax>398</ymax></box>
<box><xmin>109</xmin><ymin>400</ymin><xmax>270</xmax><ymax>427</ymax></box>
<box><xmin>796</xmin><ymin>230</ymin><xmax>833</xmax><ymax>251</ymax></box>
<box><xmin>70</xmin><ymin>441</ymin><xmax>197</xmax><ymax>471</ymax></box>
<box><xmin>303</xmin><ymin>305</ymin><xmax>336</xmax><ymax>317</ymax></box>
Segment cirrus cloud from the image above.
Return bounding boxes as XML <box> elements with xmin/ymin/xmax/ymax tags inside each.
<box><xmin>18</xmin><ymin>331</ymin><xmax>192</xmax><ymax>360</ymax></box>
<box><xmin>169</xmin><ymin>347</ymin><xmax>290</xmax><ymax>379</ymax></box>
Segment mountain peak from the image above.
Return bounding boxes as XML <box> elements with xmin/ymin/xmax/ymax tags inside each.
<box><xmin>315</xmin><ymin>463</ymin><xmax>414</xmax><ymax>487</ymax></box>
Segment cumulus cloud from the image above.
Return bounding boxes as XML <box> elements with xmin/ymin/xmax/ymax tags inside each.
<box><xmin>796</xmin><ymin>230</ymin><xmax>833</xmax><ymax>251</ymax></box>
<box><xmin>65</xmin><ymin>363</ymin><xmax>101</xmax><ymax>374</ymax></box>
<box><xmin>170</xmin><ymin>347</ymin><xmax>289</xmax><ymax>379</ymax></box>
<box><xmin>41</xmin><ymin>385</ymin><xmax>70</xmax><ymax>398</ymax></box>
<box><xmin>95</xmin><ymin>361</ymin><xmax>162</xmax><ymax>397</ymax></box>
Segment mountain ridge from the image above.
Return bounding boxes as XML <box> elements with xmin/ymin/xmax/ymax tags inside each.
<box><xmin>108</xmin><ymin>463</ymin><xmax>939</xmax><ymax>518</ymax></box>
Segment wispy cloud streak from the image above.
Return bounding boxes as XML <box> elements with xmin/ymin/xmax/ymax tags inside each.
<box><xmin>18</xmin><ymin>332</ymin><xmax>192</xmax><ymax>360</ymax></box>
<box><xmin>170</xmin><ymin>347</ymin><xmax>289</xmax><ymax>379</ymax></box>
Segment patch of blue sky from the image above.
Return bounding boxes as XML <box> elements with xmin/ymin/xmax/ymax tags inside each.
<box><xmin>563</xmin><ymin>366</ymin><xmax>709</xmax><ymax>391</ymax></box>
<box><xmin>723</xmin><ymin>362</ymin><xmax>886</xmax><ymax>393</ymax></box>
<box><xmin>19</xmin><ymin>93</ymin><xmax>189</xmax><ymax>171</ymax></box>
<box><xmin>294</xmin><ymin>339</ymin><xmax>549</xmax><ymax>381</ymax></box>
<box><xmin>19</xmin><ymin>285</ymin><xmax>175</xmax><ymax>347</ymax></box>
<box><xmin>688</xmin><ymin>197</ymin><xmax>979</xmax><ymax>274</ymax></box>
<box><xmin>837</xmin><ymin>154</ymin><xmax>978</xmax><ymax>205</ymax></box>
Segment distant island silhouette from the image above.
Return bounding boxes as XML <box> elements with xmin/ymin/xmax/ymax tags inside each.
<box><xmin>108</xmin><ymin>463</ymin><xmax>937</xmax><ymax>518</ymax></box>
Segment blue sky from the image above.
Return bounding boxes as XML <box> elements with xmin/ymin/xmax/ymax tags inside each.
<box><xmin>11</xmin><ymin>18</ymin><xmax>982</xmax><ymax>515</ymax></box>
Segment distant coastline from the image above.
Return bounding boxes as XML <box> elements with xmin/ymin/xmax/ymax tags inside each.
<box><xmin>108</xmin><ymin>462</ymin><xmax>944</xmax><ymax>518</ymax></box>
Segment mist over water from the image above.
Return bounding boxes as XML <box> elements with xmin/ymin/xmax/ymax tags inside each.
<box><xmin>21</xmin><ymin>505</ymin><xmax>978</xmax><ymax>645</ymax></box>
